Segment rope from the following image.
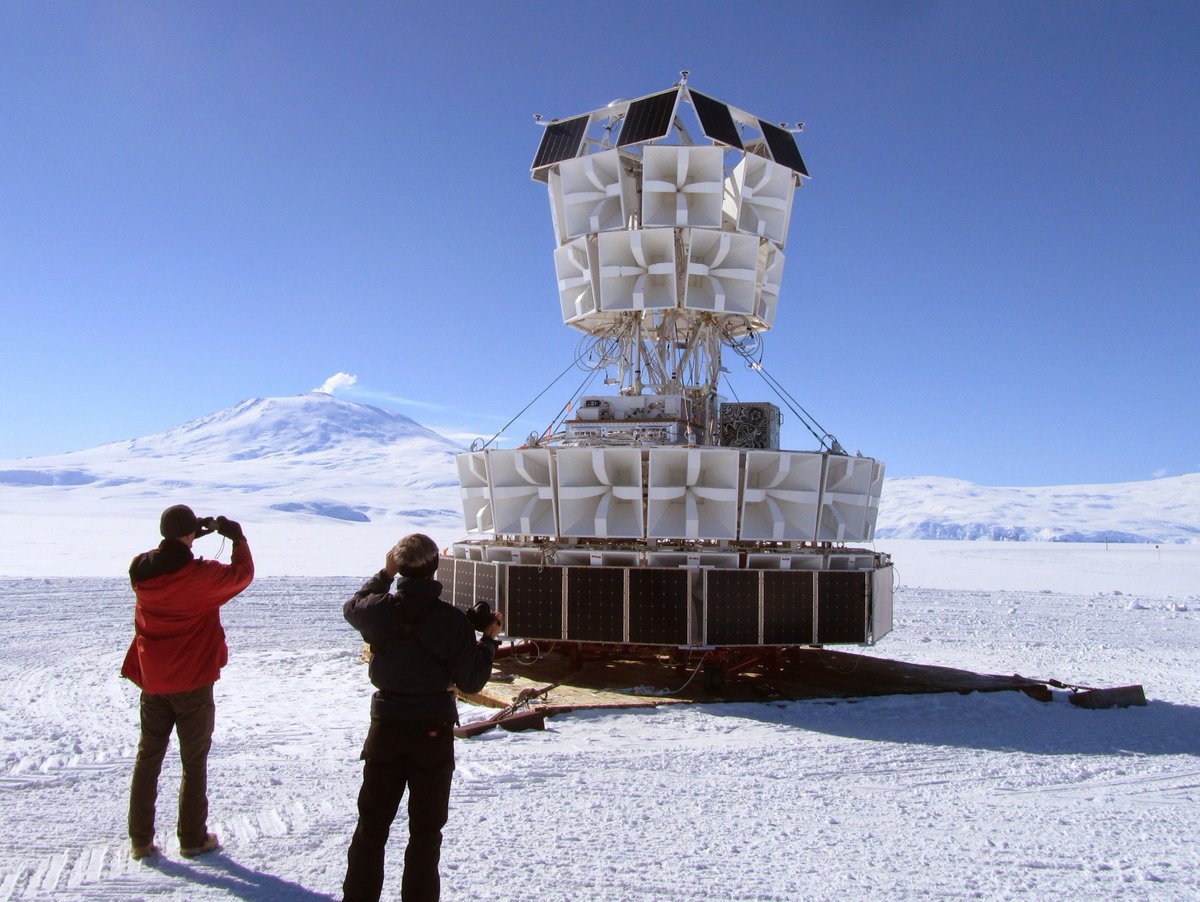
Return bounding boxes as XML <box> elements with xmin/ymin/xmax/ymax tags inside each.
<box><xmin>754</xmin><ymin>363</ymin><xmax>835</xmax><ymax>451</ymax></box>
<box><xmin>720</xmin><ymin>372</ymin><xmax>742</xmax><ymax>404</ymax></box>
<box><xmin>501</xmin><ymin>680</ymin><xmax>560</xmax><ymax>716</ymax></box>
<box><xmin>475</xmin><ymin>357</ymin><xmax>581</xmax><ymax>451</ymax></box>
<box><xmin>724</xmin><ymin>339</ymin><xmax>841</xmax><ymax>452</ymax></box>
<box><xmin>1043</xmin><ymin>677</ymin><xmax>1098</xmax><ymax>693</ymax></box>
<box><xmin>475</xmin><ymin>331</ymin><xmax>622</xmax><ymax>451</ymax></box>
<box><xmin>537</xmin><ymin>365</ymin><xmax>602</xmax><ymax>442</ymax></box>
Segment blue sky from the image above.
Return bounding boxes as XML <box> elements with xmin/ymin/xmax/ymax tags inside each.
<box><xmin>2</xmin><ymin>1</ymin><xmax>1197</xmax><ymax>486</ymax></box>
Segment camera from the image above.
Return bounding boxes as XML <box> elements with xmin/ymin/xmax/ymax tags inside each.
<box><xmin>466</xmin><ymin>601</ymin><xmax>499</xmax><ymax>633</ymax></box>
<box><xmin>195</xmin><ymin>516</ymin><xmax>217</xmax><ymax>537</ymax></box>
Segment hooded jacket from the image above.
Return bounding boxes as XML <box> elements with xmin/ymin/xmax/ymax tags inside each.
<box><xmin>121</xmin><ymin>538</ymin><xmax>255</xmax><ymax>694</ymax></box>
<box><xmin>343</xmin><ymin>572</ymin><xmax>495</xmax><ymax>723</ymax></box>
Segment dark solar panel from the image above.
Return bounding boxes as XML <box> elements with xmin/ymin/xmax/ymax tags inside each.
<box><xmin>628</xmin><ymin>568</ymin><xmax>689</xmax><ymax>645</ymax></box>
<box><xmin>474</xmin><ymin>561</ymin><xmax>499</xmax><ymax>612</ymax></box>
<box><xmin>531</xmin><ymin>114</ymin><xmax>589</xmax><ymax>171</ymax></box>
<box><xmin>758</xmin><ymin>120</ymin><xmax>809</xmax><ymax>177</ymax></box>
<box><xmin>763</xmin><ymin>570</ymin><xmax>816</xmax><ymax>645</ymax></box>
<box><xmin>617</xmin><ymin>89</ymin><xmax>679</xmax><ymax>147</ymax></box>
<box><xmin>506</xmin><ymin>564</ymin><xmax>564</xmax><ymax>640</ymax></box>
<box><xmin>704</xmin><ymin>570</ymin><xmax>760</xmax><ymax>645</ymax></box>
<box><xmin>440</xmin><ymin>557</ymin><xmax>456</xmax><ymax>606</ymax></box>
<box><xmin>688</xmin><ymin>90</ymin><xmax>743</xmax><ymax>149</ymax></box>
<box><xmin>566</xmin><ymin>567</ymin><xmax>625</xmax><ymax>643</ymax></box>
<box><xmin>445</xmin><ymin>559</ymin><xmax>498</xmax><ymax>612</ymax></box>
<box><xmin>815</xmin><ymin>571</ymin><xmax>867</xmax><ymax>644</ymax></box>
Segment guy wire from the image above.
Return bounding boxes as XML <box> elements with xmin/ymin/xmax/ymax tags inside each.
<box><xmin>735</xmin><ymin>350</ymin><xmax>837</xmax><ymax>451</ymax></box>
<box><xmin>477</xmin><ymin>357</ymin><xmax>581</xmax><ymax>451</ymax></box>
<box><xmin>539</xmin><ymin>365</ymin><xmax>602</xmax><ymax>441</ymax></box>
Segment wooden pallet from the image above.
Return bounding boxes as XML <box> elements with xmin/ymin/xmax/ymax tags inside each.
<box><xmin>459</xmin><ymin>648</ymin><xmax>1053</xmax><ymax>716</ymax></box>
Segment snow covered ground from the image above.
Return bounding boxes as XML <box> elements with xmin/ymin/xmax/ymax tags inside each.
<box><xmin>2</xmin><ymin>543</ymin><xmax>1198</xmax><ymax>901</ymax></box>
<box><xmin>1</xmin><ymin>396</ymin><xmax>1197</xmax><ymax>898</ymax></box>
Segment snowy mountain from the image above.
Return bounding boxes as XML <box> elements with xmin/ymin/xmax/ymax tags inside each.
<box><xmin>0</xmin><ymin>391</ymin><xmax>462</xmax><ymax>498</ymax></box>
<box><xmin>0</xmin><ymin>393</ymin><xmax>468</xmax><ymax>576</ymax></box>
<box><xmin>0</xmin><ymin>392</ymin><xmax>1196</xmax><ymax>578</ymax></box>
<box><xmin>876</xmin><ymin>474</ymin><xmax>1200</xmax><ymax>544</ymax></box>
<box><xmin>123</xmin><ymin>394</ymin><xmax>450</xmax><ymax>461</ymax></box>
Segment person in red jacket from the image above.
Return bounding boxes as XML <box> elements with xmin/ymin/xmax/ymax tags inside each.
<box><xmin>122</xmin><ymin>504</ymin><xmax>254</xmax><ymax>861</ymax></box>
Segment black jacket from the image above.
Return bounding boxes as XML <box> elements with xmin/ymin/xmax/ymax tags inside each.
<box><xmin>343</xmin><ymin>571</ymin><xmax>496</xmax><ymax>723</ymax></box>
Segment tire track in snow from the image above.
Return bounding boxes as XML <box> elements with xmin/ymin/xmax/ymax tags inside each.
<box><xmin>0</xmin><ymin>753</ymin><xmax>135</xmax><ymax>792</ymax></box>
<box><xmin>0</xmin><ymin>797</ymin><xmax>344</xmax><ymax>899</ymax></box>
<box><xmin>996</xmin><ymin>769</ymin><xmax>1200</xmax><ymax>804</ymax></box>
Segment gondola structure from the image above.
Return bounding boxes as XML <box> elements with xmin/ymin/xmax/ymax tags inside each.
<box><xmin>441</xmin><ymin>74</ymin><xmax>892</xmax><ymax>692</ymax></box>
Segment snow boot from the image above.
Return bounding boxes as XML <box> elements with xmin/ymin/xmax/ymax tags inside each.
<box><xmin>179</xmin><ymin>833</ymin><xmax>221</xmax><ymax>858</ymax></box>
<box><xmin>131</xmin><ymin>842</ymin><xmax>160</xmax><ymax>861</ymax></box>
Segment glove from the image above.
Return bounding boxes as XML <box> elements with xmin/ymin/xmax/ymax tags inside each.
<box><xmin>214</xmin><ymin>516</ymin><xmax>245</xmax><ymax>542</ymax></box>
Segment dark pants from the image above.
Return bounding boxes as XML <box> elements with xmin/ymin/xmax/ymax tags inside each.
<box><xmin>343</xmin><ymin>719</ymin><xmax>455</xmax><ymax>902</ymax></box>
<box><xmin>127</xmin><ymin>683</ymin><xmax>216</xmax><ymax>848</ymax></box>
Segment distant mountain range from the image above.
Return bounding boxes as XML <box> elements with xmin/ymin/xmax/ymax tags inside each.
<box><xmin>877</xmin><ymin>474</ymin><xmax>1199</xmax><ymax>544</ymax></box>
<box><xmin>1</xmin><ymin>392</ymin><xmax>1196</xmax><ymax>546</ymax></box>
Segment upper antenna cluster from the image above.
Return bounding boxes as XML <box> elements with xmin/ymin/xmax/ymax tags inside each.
<box><xmin>530</xmin><ymin>81</ymin><xmax>809</xmax><ymax>345</ymax></box>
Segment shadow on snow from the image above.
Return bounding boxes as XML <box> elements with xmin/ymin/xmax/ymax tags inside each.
<box><xmin>147</xmin><ymin>853</ymin><xmax>335</xmax><ymax>901</ymax></box>
<box><xmin>699</xmin><ymin>692</ymin><xmax>1200</xmax><ymax>757</ymax></box>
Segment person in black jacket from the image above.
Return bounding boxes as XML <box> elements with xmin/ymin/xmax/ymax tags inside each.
<box><xmin>342</xmin><ymin>533</ymin><xmax>501</xmax><ymax>902</ymax></box>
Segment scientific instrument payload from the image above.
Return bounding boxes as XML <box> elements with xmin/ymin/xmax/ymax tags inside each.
<box><xmin>440</xmin><ymin>75</ymin><xmax>892</xmax><ymax>683</ymax></box>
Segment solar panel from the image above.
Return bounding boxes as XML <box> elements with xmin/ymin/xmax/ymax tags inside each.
<box><xmin>763</xmin><ymin>570</ymin><xmax>816</xmax><ymax>645</ymax></box>
<box><xmin>531</xmin><ymin>114</ymin><xmax>589</xmax><ymax>171</ymax></box>
<box><xmin>617</xmin><ymin>89</ymin><xmax>679</xmax><ymax>147</ymax></box>
<box><xmin>628</xmin><ymin>568</ymin><xmax>689</xmax><ymax>645</ymax></box>
<box><xmin>688</xmin><ymin>90</ymin><xmax>743</xmax><ymax>149</ymax></box>
<box><xmin>703</xmin><ymin>570</ymin><xmax>760</xmax><ymax>645</ymax></box>
<box><xmin>758</xmin><ymin>120</ymin><xmax>809</xmax><ymax>177</ymax></box>
<box><xmin>506</xmin><ymin>564</ymin><xmax>564</xmax><ymax>640</ymax></box>
<box><xmin>566</xmin><ymin>567</ymin><xmax>625</xmax><ymax>643</ymax></box>
<box><xmin>815</xmin><ymin>571</ymin><xmax>867</xmax><ymax>644</ymax></box>
<box><xmin>450</xmin><ymin>558</ymin><xmax>472</xmax><ymax>609</ymax></box>
<box><xmin>445</xmin><ymin>559</ymin><xmax>498</xmax><ymax>613</ymax></box>
<box><xmin>474</xmin><ymin>561</ymin><xmax>499</xmax><ymax>613</ymax></box>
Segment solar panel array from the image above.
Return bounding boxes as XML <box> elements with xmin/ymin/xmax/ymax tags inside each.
<box><xmin>532</xmin><ymin>86</ymin><xmax>811</xmax><ymax>179</ymax></box>
<box><xmin>688</xmin><ymin>89</ymin><xmax>743</xmax><ymax>149</ymax></box>
<box><xmin>758</xmin><ymin>120</ymin><xmax>809</xmax><ymax>177</ymax></box>
<box><xmin>441</xmin><ymin>557</ymin><xmax>885</xmax><ymax>646</ymax></box>
<box><xmin>617</xmin><ymin>89</ymin><xmax>679</xmax><ymax>146</ymax></box>
<box><xmin>530</xmin><ymin>113</ymin><xmax>589</xmax><ymax>171</ymax></box>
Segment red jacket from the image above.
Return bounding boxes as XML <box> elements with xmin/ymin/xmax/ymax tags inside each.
<box><xmin>121</xmin><ymin>539</ymin><xmax>255</xmax><ymax>694</ymax></box>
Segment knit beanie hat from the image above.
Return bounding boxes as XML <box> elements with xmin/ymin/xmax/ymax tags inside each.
<box><xmin>160</xmin><ymin>504</ymin><xmax>199</xmax><ymax>539</ymax></box>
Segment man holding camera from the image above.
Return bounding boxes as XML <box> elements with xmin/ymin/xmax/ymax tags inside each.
<box><xmin>342</xmin><ymin>533</ymin><xmax>501</xmax><ymax>902</ymax></box>
<box><xmin>122</xmin><ymin>504</ymin><xmax>254</xmax><ymax>861</ymax></box>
